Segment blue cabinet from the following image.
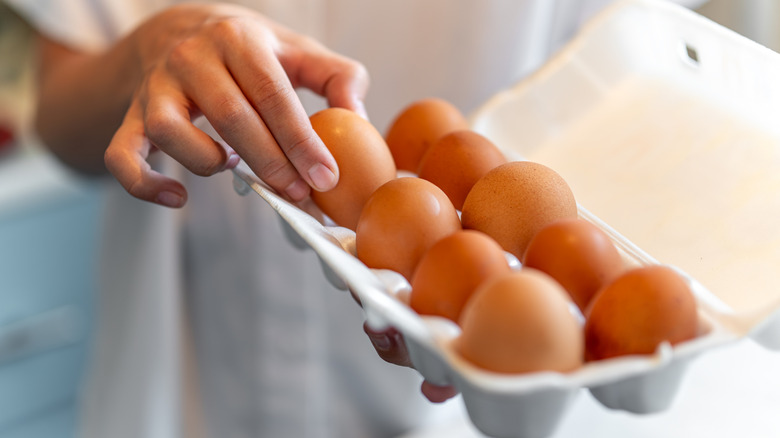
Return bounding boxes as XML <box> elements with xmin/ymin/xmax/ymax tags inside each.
<box><xmin>0</xmin><ymin>152</ymin><xmax>103</xmax><ymax>438</ymax></box>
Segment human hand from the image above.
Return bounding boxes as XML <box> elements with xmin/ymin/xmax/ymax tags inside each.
<box><xmin>363</xmin><ymin>323</ymin><xmax>459</xmax><ymax>403</ymax></box>
<box><xmin>104</xmin><ymin>3</ymin><xmax>368</xmax><ymax>207</ymax></box>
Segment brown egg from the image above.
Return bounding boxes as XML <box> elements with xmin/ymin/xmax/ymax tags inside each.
<box><xmin>310</xmin><ymin>107</ymin><xmax>397</xmax><ymax>230</ymax></box>
<box><xmin>409</xmin><ymin>230</ymin><xmax>511</xmax><ymax>322</ymax></box>
<box><xmin>385</xmin><ymin>98</ymin><xmax>469</xmax><ymax>172</ymax></box>
<box><xmin>356</xmin><ymin>177</ymin><xmax>462</xmax><ymax>280</ymax></box>
<box><xmin>417</xmin><ymin>130</ymin><xmax>507</xmax><ymax>210</ymax></box>
<box><xmin>461</xmin><ymin>161</ymin><xmax>578</xmax><ymax>261</ymax></box>
<box><xmin>523</xmin><ymin>218</ymin><xmax>625</xmax><ymax>313</ymax></box>
<box><xmin>456</xmin><ymin>269</ymin><xmax>584</xmax><ymax>374</ymax></box>
<box><xmin>585</xmin><ymin>265</ymin><xmax>698</xmax><ymax>361</ymax></box>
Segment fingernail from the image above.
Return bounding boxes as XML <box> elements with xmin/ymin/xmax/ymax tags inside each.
<box><xmin>156</xmin><ymin>191</ymin><xmax>185</xmax><ymax>208</ymax></box>
<box><xmin>369</xmin><ymin>332</ymin><xmax>392</xmax><ymax>352</ymax></box>
<box><xmin>225</xmin><ymin>151</ymin><xmax>240</xmax><ymax>170</ymax></box>
<box><xmin>354</xmin><ymin>99</ymin><xmax>369</xmax><ymax>120</ymax></box>
<box><xmin>308</xmin><ymin>163</ymin><xmax>338</xmax><ymax>192</ymax></box>
<box><xmin>285</xmin><ymin>178</ymin><xmax>310</xmax><ymax>201</ymax></box>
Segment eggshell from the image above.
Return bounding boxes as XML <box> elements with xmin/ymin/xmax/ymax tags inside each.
<box><xmin>456</xmin><ymin>269</ymin><xmax>584</xmax><ymax>374</ymax></box>
<box><xmin>584</xmin><ymin>265</ymin><xmax>698</xmax><ymax>361</ymax></box>
<box><xmin>385</xmin><ymin>98</ymin><xmax>469</xmax><ymax>172</ymax></box>
<box><xmin>417</xmin><ymin>130</ymin><xmax>508</xmax><ymax>210</ymax></box>
<box><xmin>310</xmin><ymin>108</ymin><xmax>397</xmax><ymax>230</ymax></box>
<box><xmin>523</xmin><ymin>218</ymin><xmax>625</xmax><ymax>312</ymax></box>
<box><xmin>409</xmin><ymin>230</ymin><xmax>511</xmax><ymax>323</ymax></box>
<box><xmin>461</xmin><ymin>161</ymin><xmax>578</xmax><ymax>260</ymax></box>
<box><xmin>355</xmin><ymin>177</ymin><xmax>462</xmax><ymax>280</ymax></box>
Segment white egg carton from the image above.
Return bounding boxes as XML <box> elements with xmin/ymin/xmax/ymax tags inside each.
<box><xmin>231</xmin><ymin>0</ymin><xmax>780</xmax><ymax>436</ymax></box>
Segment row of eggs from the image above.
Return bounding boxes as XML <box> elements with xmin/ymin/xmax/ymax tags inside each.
<box><xmin>307</xmin><ymin>99</ymin><xmax>699</xmax><ymax>374</ymax></box>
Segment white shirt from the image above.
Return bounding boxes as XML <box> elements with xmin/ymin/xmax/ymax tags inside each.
<box><xmin>2</xmin><ymin>1</ymin><xmax>708</xmax><ymax>438</ymax></box>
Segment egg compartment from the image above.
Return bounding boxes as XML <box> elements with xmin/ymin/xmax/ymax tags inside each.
<box><xmin>230</xmin><ymin>0</ymin><xmax>780</xmax><ymax>437</ymax></box>
<box><xmin>233</xmin><ymin>160</ymin><xmax>734</xmax><ymax>438</ymax></box>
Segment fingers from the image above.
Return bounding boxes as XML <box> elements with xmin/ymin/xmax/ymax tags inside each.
<box><xmin>217</xmin><ymin>23</ymin><xmax>340</xmax><ymax>198</ymax></box>
<box><xmin>363</xmin><ymin>322</ymin><xmax>459</xmax><ymax>403</ymax></box>
<box><xmin>105</xmin><ymin>91</ymin><xmax>237</xmax><ymax>208</ymax></box>
<box><xmin>172</xmin><ymin>61</ymin><xmax>313</xmax><ymax>201</ymax></box>
<box><xmin>363</xmin><ymin>323</ymin><xmax>413</xmax><ymax>368</ymax></box>
<box><xmin>107</xmin><ymin>12</ymin><xmax>371</xmax><ymax>207</ymax></box>
<box><xmin>105</xmin><ymin>99</ymin><xmax>188</xmax><ymax>208</ymax></box>
<box><xmin>279</xmin><ymin>34</ymin><xmax>370</xmax><ymax>118</ymax></box>
<box><xmin>421</xmin><ymin>381</ymin><xmax>458</xmax><ymax>404</ymax></box>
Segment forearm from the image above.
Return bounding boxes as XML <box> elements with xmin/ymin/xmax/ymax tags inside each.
<box><xmin>35</xmin><ymin>36</ymin><xmax>139</xmax><ymax>174</ymax></box>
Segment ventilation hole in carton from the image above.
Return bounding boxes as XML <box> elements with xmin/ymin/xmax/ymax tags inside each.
<box><xmin>682</xmin><ymin>42</ymin><xmax>699</xmax><ymax>66</ymax></box>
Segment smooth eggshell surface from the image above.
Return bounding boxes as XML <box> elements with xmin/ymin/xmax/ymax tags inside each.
<box><xmin>523</xmin><ymin>218</ymin><xmax>625</xmax><ymax>313</ymax></box>
<box><xmin>385</xmin><ymin>98</ymin><xmax>469</xmax><ymax>172</ymax></box>
<box><xmin>456</xmin><ymin>269</ymin><xmax>584</xmax><ymax>374</ymax></box>
<box><xmin>461</xmin><ymin>161</ymin><xmax>578</xmax><ymax>260</ymax></box>
<box><xmin>355</xmin><ymin>177</ymin><xmax>462</xmax><ymax>281</ymax></box>
<box><xmin>310</xmin><ymin>108</ymin><xmax>397</xmax><ymax>230</ymax></box>
<box><xmin>410</xmin><ymin>230</ymin><xmax>511</xmax><ymax>323</ymax></box>
<box><xmin>585</xmin><ymin>265</ymin><xmax>698</xmax><ymax>361</ymax></box>
<box><xmin>417</xmin><ymin>130</ymin><xmax>507</xmax><ymax>210</ymax></box>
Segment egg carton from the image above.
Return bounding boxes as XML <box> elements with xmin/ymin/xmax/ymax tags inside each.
<box><xmin>231</xmin><ymin>1</ymin><xmax>780</xmax><ymax>437</ymax></box>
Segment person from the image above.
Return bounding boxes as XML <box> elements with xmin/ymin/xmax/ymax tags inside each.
<box><xmin>2</xmin><ymin>1</ymin><xmax>706</xmax><ymax>437</ymax></box>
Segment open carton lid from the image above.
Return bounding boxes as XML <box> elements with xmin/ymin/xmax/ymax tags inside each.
<box><xmin>231</xmin><ymin>1</ymin><xmax>780</xmax><ymax>436</ymax></box>
<box><xmin>470</xmin><ymin>0</ymin><xmax>780</xmax><ymax>347</ymax></box>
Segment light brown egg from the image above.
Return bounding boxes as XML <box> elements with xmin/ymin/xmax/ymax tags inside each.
<box><xmin>417</xmin><ymin>130</ymin><xmax>507</xmax><ymax>210</ymax></box>
<box><xmin>456</xmin><ymin>269</ymin><xmax>584</xmax><ymax>374</ymax></box>
<box><xmin>310</xmin><ymin>107</ymin><xmax>397</xmax><ymax>230</ymax></box>
<box><xmin>461</xmin><ymin>161</ymin><xmax>578</xmax><ymax>261</ymax></box>
<box><xmin>385</xmin><ymin>98</ymin><xmax>469</xmax><ymax>172</ymax></box>
<box><xmin>409</xmin><ymin>230</ymin><xmax>511</xmax><ymax>323</ymax></box>
<box><xmin>355</xmin><ymin>177</ymin><xmax>462</xmax><ymax>281</ymax></box>
<box><xmin>584</xmin><ymin>265</ymin><xmax>698</xmax><ymax>361</ymax></box>
<box><xmin>523</xmin><ymin>218</ymin><xmax>625</xmax><ymax>313</ymax></box>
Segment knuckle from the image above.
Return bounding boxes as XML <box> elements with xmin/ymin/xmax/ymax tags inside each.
<box><xmin>103</xmin><ymin>144</ymin><xmax>120</xmax><ymax>171</ymax></box>
<box><xmin>189</xmin><ymin>157</ymin><xmax>224</xmax><ymax>177</ymax></box>
<box><xmin>144</xmin><ymin>108</ymin><xmax>179</xmax><ymax>147</ymax></box>
<box><xmin>253</xmin><ymin>76</ymin><xmax>294</xmax><ymax>115</ymax></box>
<box><xmin>125</xmin><ymin>178</ymin><xmax>148</xmax><ymax>200</ymax></box>
<box><xmin>346</xmin><ymin>59</ymin><xmax>369</xmax><ymax>80</ymax></box>
<box><xmin>256</xmin><ymin>156</ymin><xmax>294</xmax><ymax>185</ymax></box>
<box><xmin>212</xmin><ymin>98</ymin><xmax>252</xmax><ymax>133</ymax></box>
<box><xmin>166</xmin><ymin>38</ymin><xmax>200</xmax><ymax>72</ymax></box>
<box><xmin>206</xmin><ymin>15</ymin><xmax>256</xmax><ymax>47</ymax></box>
<box><xmin>283</xmin><ymin>131</ymin><xmax>318</xmax><ymax>161</ymax></box>
<box><xmin>209</xmin><ymin>16</ymin><xmax>249</xmax><ymax>44</ymax></box>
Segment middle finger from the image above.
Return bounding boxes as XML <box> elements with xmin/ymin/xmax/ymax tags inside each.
<box><xmin>173</xmin><ymin>50</ymin><xmax>312</xmax><ymax>201</ymax></box>
<box><xmin>220</xmin><ymin>26</ymin><xmax>339</xmax><ymax>191</ymax></box>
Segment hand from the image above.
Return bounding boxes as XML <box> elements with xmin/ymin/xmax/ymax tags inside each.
<box><xmin>104</xmin><ymin>3</ymin><xmax>368</xmax><ymax>207</ymax></box>
<box><xmin>363</xmin><ymin>323</ymin><xmax>459</xmax><ymax>403</ymax></box>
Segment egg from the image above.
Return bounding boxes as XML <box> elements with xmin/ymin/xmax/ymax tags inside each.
<box><xmin>310</xmin><ymin>107</ymin><xmax>397</xmax><ymax>230</ymax></box>
<box><xmin>356</xmin><ymin>177</ymin><xmax>462</xmax><ymax>280</ymax></box>
<box><xmin>584</xmin><ymin>265</ymin><xmax>698</xmax><ymax>361</ymax></box>
<box><xmin>385</xmin><ymin>98</ymin><xmax>469</xmax><ymax>172</ymax></box>
<box><xmin>417</xmin><ymin>130</ymin><xmax>507</xmax><ymax>210</ymax></box>
<box><xmin>461</xmin><ymin>161</ymin><xmax>578</xmax><ymax>261</ymax></box>
<box><xmin>456</xmin><ymin>269</ymin><xmax>584</xmax><ymax>374</ymax></box>
<box><xmin>523</xmin><ymin>218</ymin><xmax>625</xmax><ymax>313</ymax></box>
<box><xmin>409</xmin><ymin>230</ymin><xmax>511</xmax><ymax>322</ymax></box>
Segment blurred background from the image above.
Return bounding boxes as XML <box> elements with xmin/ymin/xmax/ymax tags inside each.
<box><xmin>0</xmin><ymin>3</ymin><xmax>102</xmax><ymax>438</ymax></box>
<box><xmin>0</xmin><ymin>1</ymin><xmax>778</xmax><ymax>437</ymax></box>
